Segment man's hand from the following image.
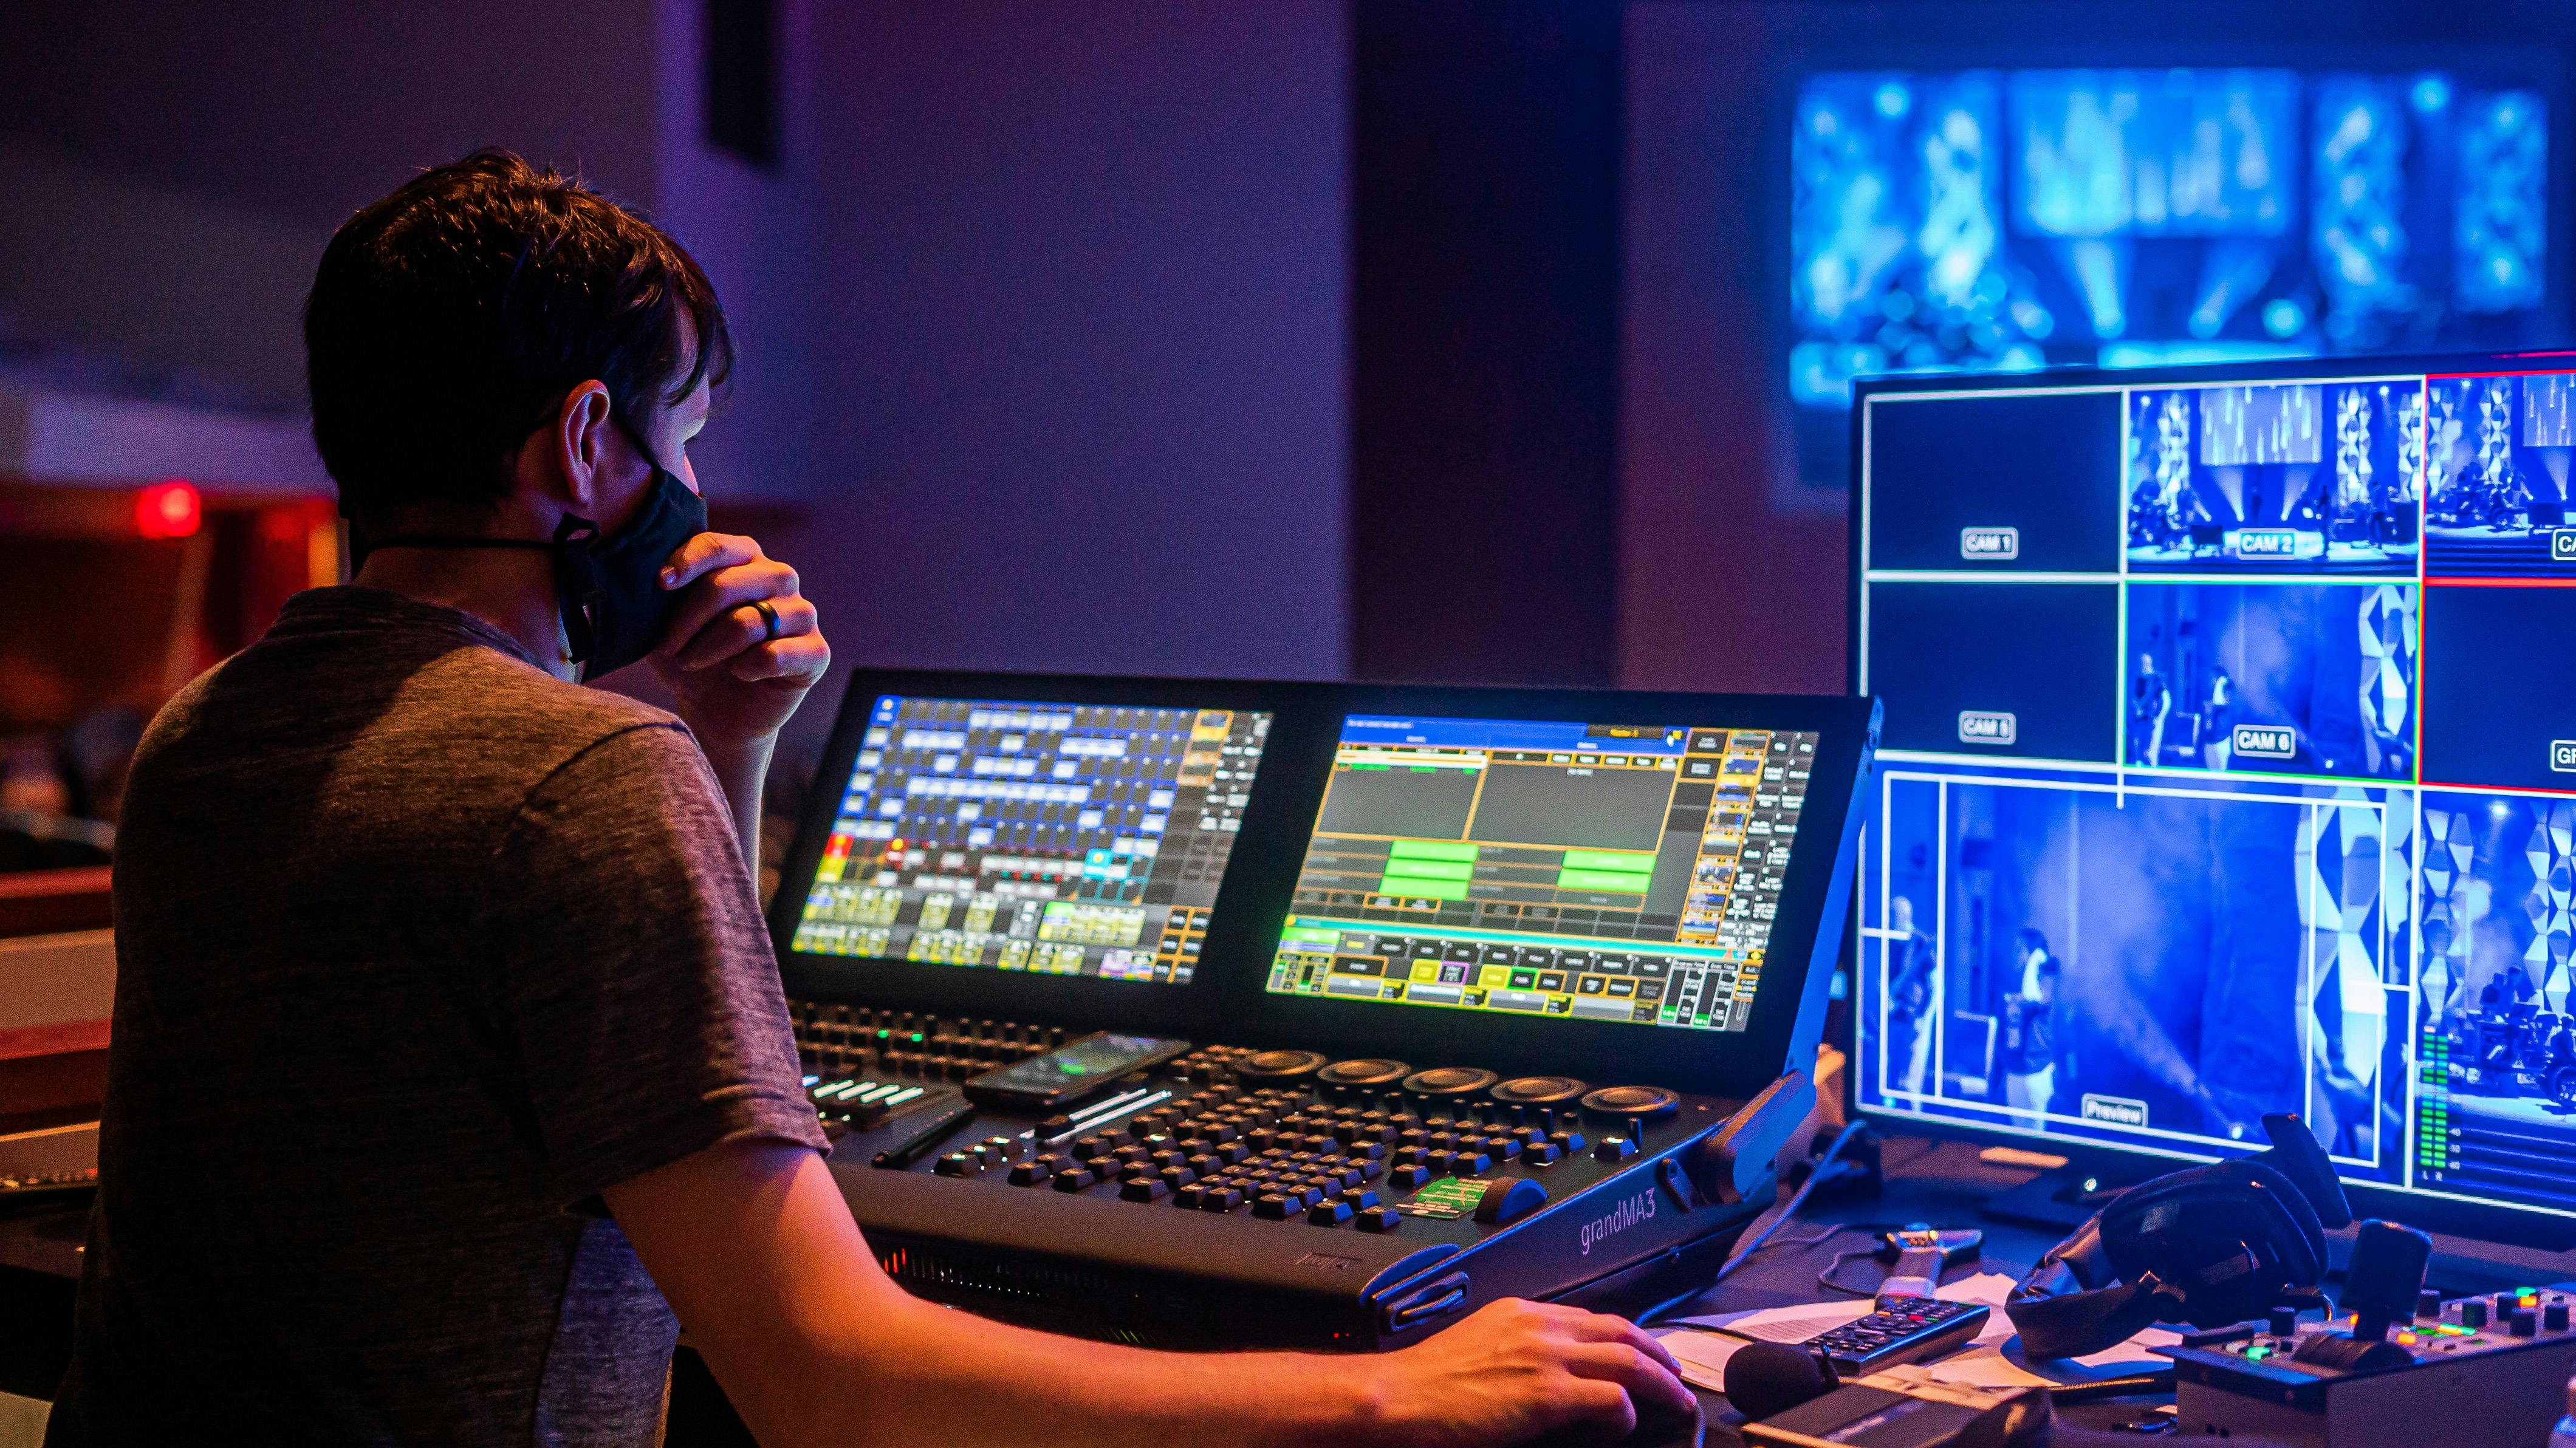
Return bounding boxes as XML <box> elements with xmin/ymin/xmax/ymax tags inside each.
<box><xmin>612</xmin><ymin>1144</ymin><xmax>1695</xmax><ymax>1448</ymax></box>
<box><xmin>1355</xmin><ymin>1298</ymin><xmax>1694</xmax><ymax>1447</ymax></box>
<box><xmin>649</xmin><ymin>533</ymin><xmax>830</xmax><ymax>751</ymax></box>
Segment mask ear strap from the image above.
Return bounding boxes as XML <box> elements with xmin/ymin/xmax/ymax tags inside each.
<box><xmin>551</xmin><ymin>514</ymin><xmax>605</xmax><ymax>674</ymax></box>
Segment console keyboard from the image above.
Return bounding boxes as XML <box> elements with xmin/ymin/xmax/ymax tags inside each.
<box><xmin>783</xmin><ymin>997</ymin><xmax>1789</xmax><ymax>1350</ymax></box>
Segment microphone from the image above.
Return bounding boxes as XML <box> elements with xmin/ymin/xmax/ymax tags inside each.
<box><xmin>1722</xmin><ymin>1341</ymin><xmax>1840</xmax><ymax>1421</ymax></box>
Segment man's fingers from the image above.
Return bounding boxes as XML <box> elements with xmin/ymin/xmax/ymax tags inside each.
<box><xmin>1545</xmin><ymin>1377</ymin><xmax>1639</xmax><ymax>1438</ymax></box>
<box><xmin>1557</xmin><ymin>1313</ymin><xmax>1682</xmax><ymax>1374</ymax></box>
<box><xmin>659</xmin><ymin>559</ymin><xmax>803</xmax><ymax>658</ymax></box>
<box><xmin>1561</xmin><ymin>1343</ymin><xmax>1693</xmax><ymax>1416</ymax></box>
<box><xmin>660</xmin><ymin>531</ymin><xmax>759</xmax><ymax>590</ymax></box>
<box><xmin>674</xmin><ymin>596</ymin><xmax>818</xmax><ymax>671</ymax></box>
<box><xmin>727</xmin><ymin>634</ymin><xmax>832</xmax><ymax>685</ymax></box>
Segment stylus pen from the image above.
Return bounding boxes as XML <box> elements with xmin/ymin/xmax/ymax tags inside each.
<box><xmin>872</xmin><ymin>1100</ymin><xmax>978</xmax><ymax>1170</ymax></box>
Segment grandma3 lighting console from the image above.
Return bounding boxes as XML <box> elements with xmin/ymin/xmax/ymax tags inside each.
<box><xmin>770</xmin><ymin>672</ymin><xmax>1878</xmax><ymax>1351</ymax></box>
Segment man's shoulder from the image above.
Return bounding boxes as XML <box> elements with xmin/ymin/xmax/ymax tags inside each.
<box><xmin>134</xmin><ymin>620</ymin><xmax>688</xmax><ymax>814</ymax></box>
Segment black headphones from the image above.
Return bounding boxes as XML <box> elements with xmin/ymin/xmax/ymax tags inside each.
<box><xmin>2005</xmin><ymin>1113</ymin><xmax>2353</xmax><ymax>1359</ymax></box>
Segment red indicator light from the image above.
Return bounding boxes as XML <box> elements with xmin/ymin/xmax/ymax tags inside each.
<box><xmin>135</xmin><ymin>480</ymin><xmax>202</xmax><ymax>539</ymax></box>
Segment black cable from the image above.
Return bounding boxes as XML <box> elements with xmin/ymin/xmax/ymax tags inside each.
<box><xmin>1710</xmin><ymin>1119</ymin><xmax>1869</xmax><ymax>1283</ymax></box>
<box><xmin>1637</xmin><ymin>1119</ymin><xmax>1876</xmax><ymax>1329</ymax></box>
<box><xmin>1816</xmin><ymin>1248</ymin><xmax>1883</xmax><ymax>1297</ymax></box>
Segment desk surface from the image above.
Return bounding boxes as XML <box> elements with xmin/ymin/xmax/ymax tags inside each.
<box><xmin>13</xmin><ymin>1133</ymin><xmax>2576</xmax><ymax>1439</ymax></box>
<box><xmin>1662</xmin><ymin>1135</ymin><xmax>2576</xmax><ymax>1445</ymax></box>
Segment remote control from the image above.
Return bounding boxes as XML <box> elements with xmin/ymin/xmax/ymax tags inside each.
<box><xmin>1801</xmin><ymin>1297</ymin><xmax>1991</xmax><ymax>1372</ymax></box>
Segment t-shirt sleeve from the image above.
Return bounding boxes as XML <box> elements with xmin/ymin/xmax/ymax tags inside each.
<box><xmin>488</xmin><ymin>722</ymin><xmax>827</xmax><ymax>1209</ymax></box>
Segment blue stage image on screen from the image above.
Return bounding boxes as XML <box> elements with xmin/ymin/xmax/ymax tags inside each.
<box><xmin>1793</xmin><ymin>69</ymin><xmax>2552</xmax><ymax>414</ymax></box>
<box><xmin>2125</xmin><ymin>383</ymin><xmax>2420</xmax><ymax>574</ymax></box>
<box><xmin>2427</xmin><ymin>372</ymin><xmax>2576</xmax><ymax>576</ymax></box>
<box><xmin>1863</xmin><ymin>771</ymin><xmax>2404</xmax><ymax>1172</ymax></box>
<box><xmin>1857</xmin><ymin>355</ymin><xmax>2576</xmax><ymax>1224</ymax></box>
<box><xmin>2124</xmin><ymin>582</ymin><xmax>2416</xmax><ymax>780</ymax></box>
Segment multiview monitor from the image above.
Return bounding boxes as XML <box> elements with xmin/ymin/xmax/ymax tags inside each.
<box><xmin>1849</xmin><ymin>352</ymin><xmax>2576</xmax><ymax>1235</ymax></box>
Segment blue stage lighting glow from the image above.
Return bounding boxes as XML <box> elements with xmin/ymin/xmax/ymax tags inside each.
<box><xmin>1787</xmin><ymin>67</ymin><xmax>2554</xmax><ymax>429</ymax></box>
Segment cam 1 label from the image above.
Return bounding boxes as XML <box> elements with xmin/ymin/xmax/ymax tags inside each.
<box><xmin>1959</xmin><ymin>526</ymin><xmax>2019</xmax><ymax>561</ymax></box>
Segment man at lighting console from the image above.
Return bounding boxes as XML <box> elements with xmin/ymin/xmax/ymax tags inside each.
<box><xmin>47</xmin><ymin>153</ymin><xmax>1686</xmax><ymax>1446</ymax></box>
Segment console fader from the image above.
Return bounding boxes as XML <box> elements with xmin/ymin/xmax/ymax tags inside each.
<box><xmin>793</xmin><ymin>1006</ymin><xmax>1814</xmax><ymax>1352</ymax></box>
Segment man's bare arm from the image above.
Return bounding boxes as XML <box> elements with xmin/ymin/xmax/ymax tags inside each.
<box><xmin>605</xmin><ymin>1139</ymin><xmax>1690</xmax><ymax>1448</ymax></box>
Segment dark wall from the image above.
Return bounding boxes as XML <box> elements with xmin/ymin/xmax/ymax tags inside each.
<box><xmin>795</xmin><ymin>1</ymin><xmax>1350</xmax><ymax>733</ymax></box>
<box><xmin>0</xmin><ymin>1</ymin><xmax>657</xmax><ymax>231</ymax></box>
<box><xmin>0</xmin><ymin>1</ymin><xmax>660</xmax><ymax>411</ymax></box>
<box><xmin>1350</xmin><ymin>1</ymin><xmax>1623</xmax><ymax>686</ymax></box>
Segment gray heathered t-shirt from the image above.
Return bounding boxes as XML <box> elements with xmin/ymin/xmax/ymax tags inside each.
<box><xmin>46</xmin><ymin>586</ymin><xmax>828</xmax><ymax>1446</ymax></box>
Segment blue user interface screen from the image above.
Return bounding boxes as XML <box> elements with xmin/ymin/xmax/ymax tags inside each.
<box><xmin>1853</xmin><ymin>363</ymin><xmax>2576</xmax><ymax>1221</ymax></box>
<box><xmin>790</xmin><ymin>697</ymin><xmax>1271</xmax><ymax>985</ymax></box>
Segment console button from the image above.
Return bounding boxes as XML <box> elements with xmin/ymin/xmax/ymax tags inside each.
<box><xmin>1357</xmin><ymin>1206</ymin><xmax>1403</xmax><ymax>1232</ymax></box>
<box><xmin>1201</xmin><ymin>1187</ymin><xmax>1246</xmax><ymax>1213</ymax></box>
<box><xmin>1389</xmin><ymin>1164</ymin><xmax>1432</xmax><ymax>1190</ymax></box>
<box><xmin>1052</xmin><ymin>1169</ymin><xmax>1095</xmax><ymax>1192</ymax></box>
<box><xmin>1309</xmin><ymin>1200</ymin><xmax>1356</xmax><ymax>1226</ymax></box>
<box><xmin>1593</xmin><ymin>1138</ymin><xmax>1639</xmax><ymax>1163</ymax></box>
<box><xmin>1253</xmin><ymin>1193</ymin><xmax>1294</xmax><ymax>1220</ymax></box>
<box><xmin>1007</xmin><ymin>1161</ymin><xmax>1054</xmax><ymax>1186</ymax></box>
<box><xmin>1120</xmin><ymin>1178</ymin><xmax>1170</xmax><ymax>1203</ymax></box>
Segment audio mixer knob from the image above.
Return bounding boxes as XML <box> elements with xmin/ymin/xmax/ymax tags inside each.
<box><xmin>2462</xmin><ymin>1300</ymin><xmax>2488</xmax><ymax>1328</ymax></box>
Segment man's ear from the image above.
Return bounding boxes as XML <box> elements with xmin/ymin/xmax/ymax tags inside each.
<box><xmin>553</xmin><ymin>381</ymin><xmax>617</xmax><ymax>514</ymax></box>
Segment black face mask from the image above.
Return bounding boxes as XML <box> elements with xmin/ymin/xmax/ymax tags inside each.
<box><xmin>353</xmin><ymin>464</ymin><xmax>708</xmax><ymax>683</ymax></box>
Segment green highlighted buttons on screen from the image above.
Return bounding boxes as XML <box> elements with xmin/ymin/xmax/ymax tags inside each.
<box><xmin>1375</xmin><ymin>841</ymin><xmax>1654</xmax><ymax>901</ymax></box>
<box><xmin>1379</xmin><ymin>839</ymin><xmax>1476</xmax><ymax>900</ymax></box>
<box><xmin>1556</xmin><ymin>849</ymin><xmax>1654</xmax><ymax>895</ymax></box>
